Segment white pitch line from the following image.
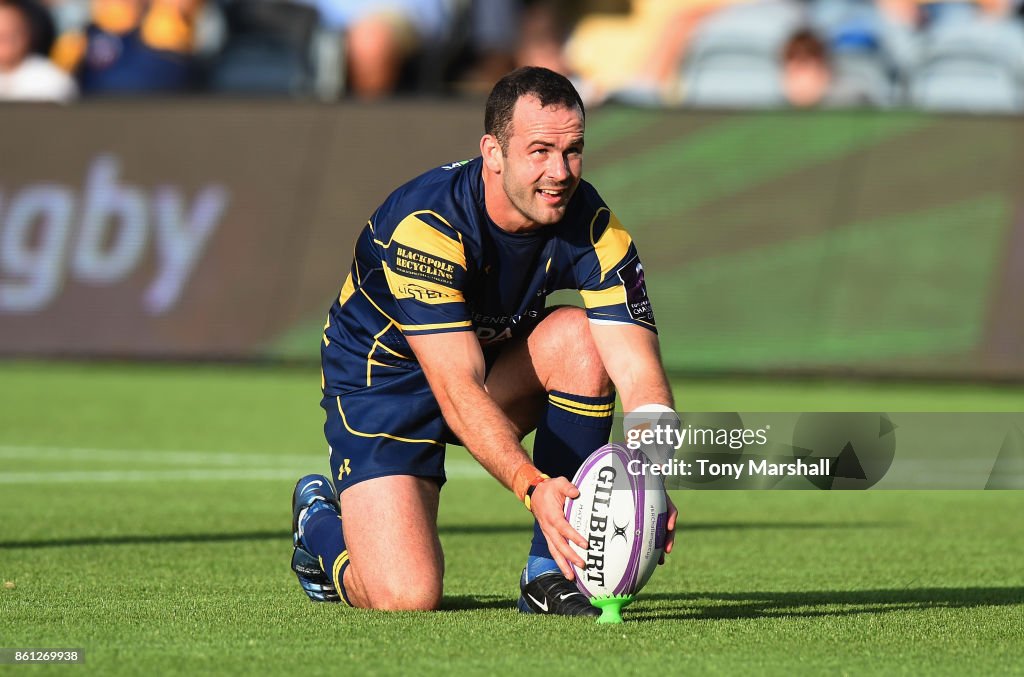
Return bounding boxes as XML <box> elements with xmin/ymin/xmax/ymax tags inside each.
<box><xmin>0</xmin><ymin>443</ymin><xmax>489</xmax><ymax>483</ymax></box>
<box><xmin>0</xmin><ymin>444</ymin><xmax>325</xmax><ymax>467</ymax></box>
<box><xmin>0</xmin><ymin>469</ymin><xmax>301</xmax><ymax>483</ymax></box>
<box><xmin>0</xmin><ymin>465</ymin><xmax>489</xmax><ymax>484</ymax></box>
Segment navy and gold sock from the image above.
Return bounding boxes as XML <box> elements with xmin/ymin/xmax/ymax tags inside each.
<box><xmin>528</xmin><ymin>390</ymin><xmax>615</xmax><ymax>572</ymax></box>
<box><xmin>302</xmin><ymin>507</ymin><xmax>353</xmax><ymax>606</ymax></box>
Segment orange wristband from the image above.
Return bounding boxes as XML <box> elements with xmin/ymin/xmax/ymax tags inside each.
<box><xmin>523</xmin><ymin>473</ymin><xmax>550</xmax><ymax>513</ymax></box>
<box><xmin>512</xmin><ymin>462</ymin><xmax>546</xmax><ymax>502</ymax></box>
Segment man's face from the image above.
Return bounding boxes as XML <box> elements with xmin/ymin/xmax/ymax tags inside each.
<box><xmin>0</xmin><ymin>6</ymin><xmax>30</xmax><ymax>72</ymax></box>
<box><xmin>498</xmin><ymin>95</ymin><xmax>585</xmax><ymax>229</ymax></box>
<box><xmin>783</xmin><ymin>55</ymin><xmax>830</xmax><ymax>108</ymax></box>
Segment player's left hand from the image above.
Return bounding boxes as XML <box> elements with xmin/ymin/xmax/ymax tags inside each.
<box><xmin>658</xmin><ymin>494</ymin><xmax>678</xmax><ymax>565</ymax></box>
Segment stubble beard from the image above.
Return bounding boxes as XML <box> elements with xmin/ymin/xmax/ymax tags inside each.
<box><xmin>501</xmin><ymin>172</ymin><xmax>571</xmax><ymax>229</ymax></box>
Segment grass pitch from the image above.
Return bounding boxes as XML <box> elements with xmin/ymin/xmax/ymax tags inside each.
<box><xmin>1</xmin><ymin>361</ymin><xmax>1022</xmax><ymax>675</ymax></box>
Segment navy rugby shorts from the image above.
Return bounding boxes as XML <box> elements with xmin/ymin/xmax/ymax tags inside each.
<box><xmin>320</xmin><ymin>304</ymin><xmax>573</xmax><ymax>495</ymax></box>
<box><xmin>322</xmin><ymin>344</ymin><xmax>516</xmax><ymax>494</ymax></box>
<box><xmin>322</xmin><ymin>366</ymin><xmax>452</xmax><ymax>494</ymax></box>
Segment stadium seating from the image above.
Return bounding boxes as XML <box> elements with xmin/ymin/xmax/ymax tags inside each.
<box><xmin>830</xmin><ymin>47</ymin><xmax>896</xmax><ymax>107</ymax></box>
<box><xmin>813</xmin><ymin>3</ymin><xmax>900</xmax><ymax>107</ymax></box>
<box><xmin>207</xmin><ymin>0</ymin><xmax>334</xmax><ymax>97</ymax></box>
<box><xmin>908</xmin><ymin>17</ymin><xmax>1024</xmax><ymax>113</ymax></box>
<box><xmin>681</xmin><ymin>0</ymin><xmax>804</xmax><ymax>108</ymax></box>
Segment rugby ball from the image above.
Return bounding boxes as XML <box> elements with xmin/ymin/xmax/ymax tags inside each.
<box><xmin>565</xmin><ymin>443</ymin><xmax>668</xmax><ymax>601</ymax></box>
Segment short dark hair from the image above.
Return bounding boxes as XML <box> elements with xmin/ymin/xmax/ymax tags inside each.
<box><xmin>0</xmin><ymin>0</ymin><xmax>51</xmax><ymax>56</ymax></box>
<box><xmin>783</xmin><ymin>28</ymin><xmax>828</xmax><ymax>64</ymax></box>
<box><xmin>484</xmin><ymin>67</ymin><xmax>585</xmax><ymax>152</ymax></box>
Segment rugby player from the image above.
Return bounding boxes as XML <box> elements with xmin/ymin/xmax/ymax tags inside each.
<box><xmin>290</xmin><ymin>66</ymin><xmax>677</xmax><ymax>615</ymax></box>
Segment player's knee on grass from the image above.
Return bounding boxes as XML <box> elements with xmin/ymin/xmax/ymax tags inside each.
<box><xmin>536</xmin><ymin>306</ymin><xmax>612</xmax><ymax>396</ymax></box>
<box><xmin>339</xmin><ymin>476</ymin><xmax>444</xmax><ymax>611</ymax></box>
<box><xmin>365</xmin><ymin>571</ymin><xmax>442</xmax><ymax>611</ymax></box>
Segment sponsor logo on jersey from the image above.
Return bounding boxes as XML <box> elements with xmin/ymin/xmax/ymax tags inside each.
<box><xmin>394</xmin><ymin>245</ymin><xmax>460</xmax><ymax>287</ymax></box>
<box><xmin>616</xmin><ymin>254</ymin><xmax>654</xmax><ymax>322</ymax></box>
<box><xmin>472</xmin><ymin>309</ymin><xmax>540</xmax><ymax>344</ymax></box>
<box><xmin>397</xmin><ymin>283</ymin><xmax>457</xmax><ymax>301</ymax></box>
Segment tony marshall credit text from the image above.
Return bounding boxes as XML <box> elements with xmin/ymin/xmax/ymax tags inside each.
<box><xmin>627</xmin><ymin>458</ymin><xmax>833</xmax><ymax>480</ymax></box>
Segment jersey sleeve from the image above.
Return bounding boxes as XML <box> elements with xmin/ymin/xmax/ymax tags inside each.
<box><xmin>380</xmin><ymin>210</ymin><xmax>474</xmax><ymax>336</ymax></box>
<box><xmin>573</xmin><ymin>207</ymin><xmax>657</xmax><ymax>332</ymax></box>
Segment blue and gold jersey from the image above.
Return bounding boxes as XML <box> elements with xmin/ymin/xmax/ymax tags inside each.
<box><xmin>321</xmin><ymin>157</ymin><xmax>656</xmax><ymax>396</ymax></box>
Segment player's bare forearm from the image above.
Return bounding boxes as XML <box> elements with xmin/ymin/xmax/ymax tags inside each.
<box><xmin>591</xmin><ymin>322</ymin><xmax>680</xmax><ymax>565</ymax></box>
<box><xmin>589</xmin><ymin>322</ymin><xmax>673</xmax><ymax>411</ymax></box>
<box><xmin>437</xmin><ymin>376</ymin><xmax>531</xmax><ymax>488</ymax></box>
<box><xmin>407</xmin><ymin>329</ymin><xmax>588</xmax><ymax>576</ymax></box>
<box><xmin>439</xmin><ymin>376</ymin><xmax>587</xmax><ymax>575</ymax></box>
<box><xmin>406</xmin><ymin>330</ymin><xmax>530</xmax><ymax>490</ymax></box>
<box><xmin>408</xmin><ymin>329</ymin><xmax>592</xmax><ymax>577</ymax></box>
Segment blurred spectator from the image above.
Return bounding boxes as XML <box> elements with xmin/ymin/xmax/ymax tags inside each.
<box><xmin>515</xmin><ymin>0</ymin><xmax>579</xmax><ymax>74</ymax></box>
<box><xmin>42</xmin><ymin>0</ymin><xmax>91</xmax><ymax>35</ymax></box>
<box><xmin>876</xmin><ymin>0</ymin><xmax>921</xmax><ymax>26</ymax></box>
<box><xmin>51</xmin><ymin>0</ymin><xmax>201</xmax><ymax>94</ymax></box>
<box><xmin>781</xmin><ymin>26</ymin><xmax>872</xmax><ymax>107</ymax></box>
<box><xmin>457</xmin><ymin>0</ymin><xmax>520</xmax><ymax>91</ymax></box>
<box><xmin>781</xmin><ymin>27</ymin><xmax>830</xmax><ymax>106</ymax></box>
<box><xmin>17</xmin><ymin>0</ymin><xmax>55</xmax><ymax>54</ymax></box>
<box><xmin>564</xmin><ymin>0</ymin><xmax>740</xmax><ymax>103</ymax></box>
<box><xmin>457</xmin><ymin>0</ymin><xmax>589</xmax><ymax>96</ymax></box>
<box><xmin>0</xmin><ymin>0</ymin><xmax>77</xmax><ymax>100</ymax></box>
<box><xmin>297</xmin><ymin>0</ymin><xmax>455</xmax><ymax>99</ymax></box>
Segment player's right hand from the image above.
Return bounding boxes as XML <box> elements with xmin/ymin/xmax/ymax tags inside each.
<box><xmin>530</xmin><ymin>477</ymin><xmax>588</xmax><ymax>580</ymax></box>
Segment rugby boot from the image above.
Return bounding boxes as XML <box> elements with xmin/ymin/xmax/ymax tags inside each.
<box><xmin>516</xmin><ymin>569</ymin><xmax>601</xmax><ymax>617</ymax></box>
<box><xmin>291</xmin><ymin>474</ymin><xmax>341</xmax><ymax>602</ymax></box>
